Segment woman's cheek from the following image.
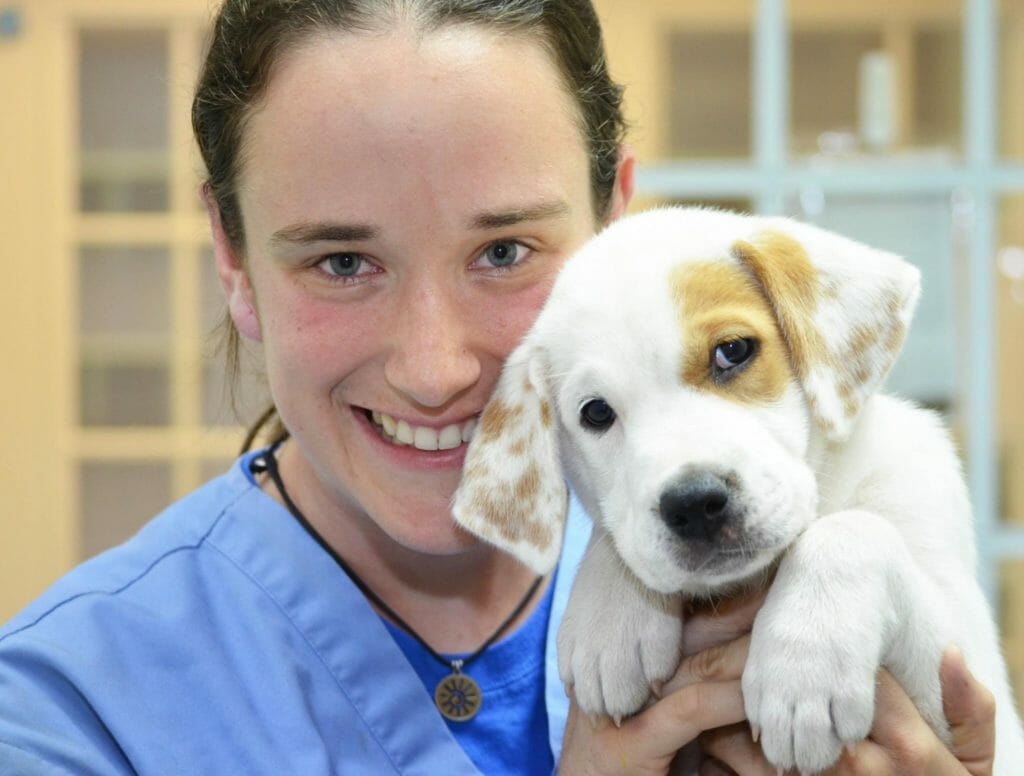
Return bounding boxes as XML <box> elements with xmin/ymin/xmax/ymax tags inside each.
<box><xmin>265</xmin><ymin>292</ymin><xmax>383</xmax><ymax>376</ymax></box>
<box><xmin>488</xmin><ymin>269</ymin><xmax>565</xmax><ymax>353</ymax></box>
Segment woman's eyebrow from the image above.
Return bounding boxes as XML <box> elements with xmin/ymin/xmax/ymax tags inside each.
<box><xmin>268</xmin><ymin>202</ymin><xmax>570</xmax><ymax>246</ymax></box>
<box><xmin>469</xmin><ymin>200</ymin><xmax>571</xmax><ymax>230</ymax></box>
<box><xmin>269</xmin><ymin>221</ymin><xmax>378</xmax><ymax>246</ymax></box>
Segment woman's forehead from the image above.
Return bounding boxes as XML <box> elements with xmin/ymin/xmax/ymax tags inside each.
<box><xmin>237</xmin><ymin>25</ymin><xmax>593</xmax><ymax>236</ymax></box>
<box><xmin>250</xmin><ymin>25</ymin><xmax>584</xmax><ymax>147</ymax></box>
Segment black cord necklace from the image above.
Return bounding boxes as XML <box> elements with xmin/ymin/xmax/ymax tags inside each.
<box><xmin>250</xmin><ymin>445</ymin><xmax>544</xmax><ymax>722</ymax></box>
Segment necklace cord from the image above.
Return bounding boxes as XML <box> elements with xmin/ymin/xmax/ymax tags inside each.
<box><xmin>250</xmin><ymin>446</ymin><xmax>544</xmax><ymax>672</ymax></box>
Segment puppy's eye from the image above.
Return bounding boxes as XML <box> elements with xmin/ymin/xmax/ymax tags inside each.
<box><xmin>579</xmin><ymin>398</ymin><xmax>616</xmax><ymax>432</ymax></box>
<box><xmin>713</xmin><ymin>338</ymin><xmax>757</xmax><ymax>374</ymax></box>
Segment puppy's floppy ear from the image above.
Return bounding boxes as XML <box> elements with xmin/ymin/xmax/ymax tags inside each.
<box><xmin>452</xmin><ymin>340</ymin><xmax>567</xmax><ymax>575</ymax></box>
<box><xmin>733</xmin><ymin>219</ymin><xmax>920</xmax><ymax>440</ymax></box>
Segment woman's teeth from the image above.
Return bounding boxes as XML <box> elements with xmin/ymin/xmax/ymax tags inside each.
<box><xmin>371</xmin><ymin>411</ymin><xmax>477</xmax><ymax>452</ymax></box>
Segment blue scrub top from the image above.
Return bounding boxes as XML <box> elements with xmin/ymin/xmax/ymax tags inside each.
<box><xmin>0</xmin><ymin>452</ymin><xmax>590</xmax><ymax>775</ymax></box>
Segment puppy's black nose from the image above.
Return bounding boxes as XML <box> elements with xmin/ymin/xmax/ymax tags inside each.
<box><xmin>659</xmin><ymin>471</ymin><xmax>732</xmax><ymax>542</ymax></box>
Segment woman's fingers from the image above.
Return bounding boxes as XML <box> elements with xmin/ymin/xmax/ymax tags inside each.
<box><xmin>625</xmin><ymin>679</ymin><xmax>748</xmax><ymax>759</ymax></box>
<box><xmin>681</xmin><ymin>588</ymin><xmax>767</xmax><ymax>656</ymax></box>
<box><xmin>940</xmin><ymin>647</ymin><xmax>996</xmax><ymax>776</ymax></box>
<box><xmin>699</xmin><ymin>723</ymin><xmax>775</xmax><ymax>775</ymax></box>
<box><xmin>558</xmin><ymin>638</ymin><xmax>752</xmax><ymax>776</ymax></box>
<box><xmin>664</xmin><ymin>634</ymin><xmax>751</xmax><ymax>695</ymax></box>
<box><xmin>694</xmin><ymin>646</ymin><xmax>997</xmax><ymax>776</ymax></box>
<box><xmin>851</xmin><ymin>660</ymin><xmax>993</xmax><ymax>776</ymax></box>
<box><xmin>564</xmin><ymin>637</ymin><xmax>996</xmax><ymax>776</ymax></box>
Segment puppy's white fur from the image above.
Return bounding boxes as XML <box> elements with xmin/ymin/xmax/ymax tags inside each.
<box><xmin>453</xmin><ymin>207</ymin><xmax>1024</xmax><ymax>774</ymax></box>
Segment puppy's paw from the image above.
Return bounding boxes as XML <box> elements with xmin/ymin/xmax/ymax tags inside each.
<box><xmin>742</xmin><ymin>618</ymin><xmax>877</xmax><ymax>774</ymax></box>
<box><xmin>558</xmin><ymin>588</ymin><xmax>682</xmax><ymax>721</ymax></box>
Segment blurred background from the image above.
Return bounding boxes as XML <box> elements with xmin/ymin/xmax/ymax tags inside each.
<box><xmin>0</xmin><ymin>0</ymin><xmax>1022</xmax><ymax>706</ymax></box>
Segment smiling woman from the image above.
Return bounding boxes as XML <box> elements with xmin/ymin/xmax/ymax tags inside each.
<box><xmin>211</xmin><ymin>26</ymin><xmax>605</xmax><ymax>565</ymax></box>
<box><xmin>0</xmin><ymin>1</ymin><xmax>635</xmax><ymax>772</ymax></box>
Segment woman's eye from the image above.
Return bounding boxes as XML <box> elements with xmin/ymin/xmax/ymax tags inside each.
<box><xmin>319</xmin><ymin>252</ymin><xmax>367</xmax><ymax>278</ymax></box>
<box><xmin>713</xmin><ymin>338</ymin><xmax>757</xmax><ymax>373</ymax></box>
<box><xmin>476</xmin><ymin>241</ymin><xmax>530</xmax><ymax>270</ymax></box>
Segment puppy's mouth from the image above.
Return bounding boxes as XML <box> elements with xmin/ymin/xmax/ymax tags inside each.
<box><xmin>366</xmin><ymin>410</ymin><xmax>478</xmax><ymax>452</ymax></box>
<box><xmin>674</xmin><ymin>533</ymin><xmax>786</xmax><ymax>589</ymax></box>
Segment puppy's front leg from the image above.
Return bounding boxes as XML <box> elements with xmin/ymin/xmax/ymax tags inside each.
<box><xmin>558</xmin><ymin>526</ymin><xmax>684</xmax><ymax>721</ymax></box>
<box><xmin>743</xmin><ymin>509</ymin><xmax>951</xmax><ymax>774</ymax></box>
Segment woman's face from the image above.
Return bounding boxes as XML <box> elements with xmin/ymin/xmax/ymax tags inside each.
<box><xmin>215</xmin><ymin>24</ymin><xmax>630</xmax><ymax>555</ymax></box>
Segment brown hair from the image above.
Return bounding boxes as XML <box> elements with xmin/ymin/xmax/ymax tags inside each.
<box><xmin>192</xmin><ymin>0</ymin><xmax>627</xmax><ymax>450</ymax></box>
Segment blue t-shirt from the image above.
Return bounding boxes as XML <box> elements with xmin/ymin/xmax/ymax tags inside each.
<box><xmin>384</xmin><ymin>581</ymin><xmax>555</xmax><ymax>775</ymax></box>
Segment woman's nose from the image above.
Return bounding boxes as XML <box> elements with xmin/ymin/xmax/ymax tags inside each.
<box><xmin>383</xmin><ymin>284</ymin><xmax>482</xmax><ymax>409</ymax></box>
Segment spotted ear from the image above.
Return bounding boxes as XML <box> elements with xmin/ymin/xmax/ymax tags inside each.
<box><xmin>452</xmin><ymin>341</ymin><xmax>567</xmax><ymax>575</ymax></box>
<box><xmin>732</xmin><ymin>219</ymin><xmax>920</xmax><ymax>440</ymax></box>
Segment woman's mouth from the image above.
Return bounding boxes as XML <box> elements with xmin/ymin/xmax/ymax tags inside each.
<box><xmin>367</xmin><ymin>410</ymin><xmax>478</xmax><ymax>452</ymax></box>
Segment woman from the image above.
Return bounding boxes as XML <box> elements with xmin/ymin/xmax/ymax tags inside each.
<box><xmin>0</xmin><ymin>1</ymin><xmax>997</xmax><ymax>773</ymax></box>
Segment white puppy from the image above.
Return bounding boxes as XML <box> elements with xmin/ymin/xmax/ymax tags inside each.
<box><xmin>453</xmin><ymin>207</ymin><xmax>1024</xmax><ymax>774</ymax></box>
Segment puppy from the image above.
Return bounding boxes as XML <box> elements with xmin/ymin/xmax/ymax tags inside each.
<box><xmin>453</xmin><ymin>207</ymin><xmax>1024</xmax><ymax>774</ymax></box>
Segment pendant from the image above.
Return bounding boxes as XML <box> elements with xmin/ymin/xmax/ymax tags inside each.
<box><xmin>434</xmin><ymin>663</ymin><xmax>481</xmax><ymax>722</ymax></box>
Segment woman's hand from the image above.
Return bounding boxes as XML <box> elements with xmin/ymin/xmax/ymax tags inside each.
<box><xmin>558</xmin><ymin>634</ymin><xmax>753</xmax><ymax>775</ymax></box>
<box><xmin>697</xmin><ymin>646</ymin><xmax>997</xmax><ymax>775</ymax></box>
<box><xmin>559</xmin><ymin>579</ymin><xmax>998</xmax><ymax>776</ymax></box>
<box><xmin>557</xmin><ymin>585</ymin><xmax>767</xmax><ymax>775</ymax></box>
<box><xmin>939</xmin><ymin>647</ymin><xmax>997</xmax><ymax>775</ymax></box>
<box><xmin>678</xmin><ymin>586</ymin><xmax>997</xmax><ymax>775</ymax></box>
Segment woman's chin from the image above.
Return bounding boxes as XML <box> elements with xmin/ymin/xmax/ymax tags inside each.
<box><xmin>391</xmin><ymin>521</ymin><xmax>486</xmax><ymax>557</ymax></box>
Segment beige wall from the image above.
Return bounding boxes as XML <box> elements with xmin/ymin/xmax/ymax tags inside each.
<box><xmin>1</xmin><ymin>2</ymin><xmax>75</xmax><ymax>618</ymax></box>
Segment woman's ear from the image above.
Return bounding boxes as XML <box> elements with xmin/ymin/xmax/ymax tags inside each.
<box><xmin>604</xmin><ymin>144</ymin><xmax>636</xmax><ymax>225</ymax></box>
<box><xmin>202</xmin><ymin>184</ymin><xmax>262</xmax><ymax>343</ymax></box>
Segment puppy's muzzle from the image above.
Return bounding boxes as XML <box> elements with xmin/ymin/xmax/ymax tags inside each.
<box><xmin>659</xmin><ymin>469</ymin><xmax>738</xmax><ymax>543</ymax></box>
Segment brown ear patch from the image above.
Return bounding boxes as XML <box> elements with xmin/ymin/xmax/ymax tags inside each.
<box><xmin>477</xmin><ymin>399</ymin><xmax>523</xmax><ymax>441</ymax></box>
<box><xmin>461</xmin><ymin>460</ymin><xmax>556</xmax><ymax>550</ymax></box>
<box><xmin>452</xmin><ymin>344</ymin><xmax>567</xmax><ymax>574</ymax></box>
<box><xmin>458</xmin><ymin>397</ymin><xmax>558</xmax><ymax>550</ymax></box>
<box><xmin>832</xmin><ymin>301</ymin><xmax>906</xmax><ymax>422</ymax></box>
<box><xmin>669</xmin><ymin>260</ymin><xmax>794</xmax><ymax>405</ymax></box>
<box><xmin>539</xmin><ymin>399</ymin><xmax>552</xmax><ymax>428</ymax></box>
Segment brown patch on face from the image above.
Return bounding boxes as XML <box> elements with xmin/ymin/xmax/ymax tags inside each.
<box><xmin>732</xmin><ymin>229</ymin><xmax>914</xmax><ymax>435</ymax></box>
<box><xmin>670</xmin><ymin>260</ymin><xmax>793</xmax><ymax>405</ymax></box>
<box><xmin>731</xmin><ymin>232</ymin><xmax>831</xmax><ymax>384</ymax></box>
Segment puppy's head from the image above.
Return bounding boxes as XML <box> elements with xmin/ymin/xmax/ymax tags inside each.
<box><xmin>453</xmin><ymin>207</ymin><xmax>919</xmax><ymax>594</ymax></box>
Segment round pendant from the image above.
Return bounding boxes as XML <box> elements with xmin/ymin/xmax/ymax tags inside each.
<box><xmin>434</xmin><ymin>672</ymin><xmax>481</xmax><ymax>722</ymax></box>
